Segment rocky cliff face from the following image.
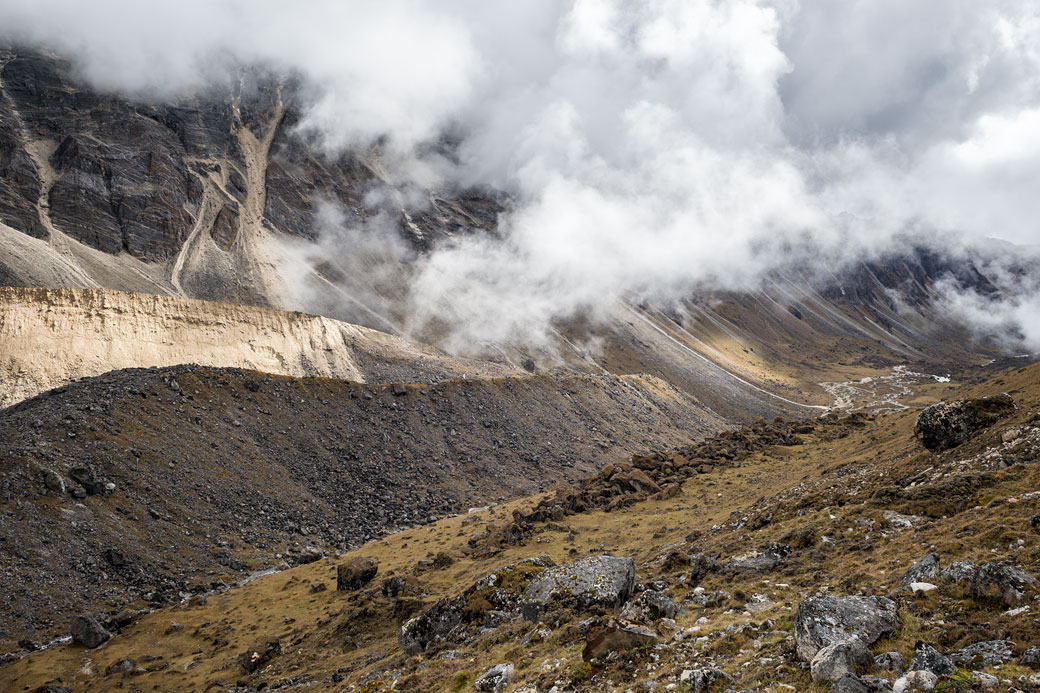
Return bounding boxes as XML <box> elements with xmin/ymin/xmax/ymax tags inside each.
<box><xmin>0</xmin><ymin>47</ymin><xmax>495</xmax><ymax>307</ymax></box>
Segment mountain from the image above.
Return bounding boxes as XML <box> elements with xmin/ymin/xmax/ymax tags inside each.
<box><xmin>2</xmin><ymin>358</ymin><xmax>1037</xmax><ymax>692</ymax></box>
<box><xmin>0</xmin><ymin>48</ymin><xmax>1011</xmax><ymax>414</ymax></box>
<box><xmin>1</xmin><ymin>41</ymin><xmax>1038</xmax><ymax>693</ymax></box>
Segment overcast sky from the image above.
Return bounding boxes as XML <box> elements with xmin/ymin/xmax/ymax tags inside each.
<box><xmin>2</xmin><ymin>0</ymin><xmax>1038</xmax><ymax>348</ymax></box>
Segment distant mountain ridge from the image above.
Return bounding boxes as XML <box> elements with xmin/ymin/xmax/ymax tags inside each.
<box><xmin>0</xmin><ymin>45</ymin><xmax>1025</xmax><ymax>420</ymax></box>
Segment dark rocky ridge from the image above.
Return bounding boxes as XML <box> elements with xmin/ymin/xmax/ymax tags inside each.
<box><xmin>0</xmin><ymin>363</ymin><xmax>720</xmax><ymax>649</ymax></box>
<box><xmin>0</xmin><ymin>47</ymin><xmax>490</xmax><ymax>264</ymax></box>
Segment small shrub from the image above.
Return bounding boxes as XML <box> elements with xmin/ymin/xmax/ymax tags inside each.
<box><xmin>569</xmin><ymin>662</ymin><xmax>593</xmax><ymax>683</ymax></box>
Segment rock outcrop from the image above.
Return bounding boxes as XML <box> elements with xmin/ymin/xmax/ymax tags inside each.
<box><xmin>399</xmin><ymin>556</ymin><xmax>555</xmax><ymax>656</ymax></box>
<box><xmin>968</xmin><ymin>562</ymin><xmax>1038</xmax><ymax>606</ymax></box>
<box><xmin>520</xmin><ymin>555</ymin><xmax>636</xmax><ymax>621</ymax></box>
<box><xmin>794</xmin><ymin>595</ymin><xmax>900</xmax><ymax>661</ymax></box>
<box><xmin>915</xmin><ymin>395</ymin><xmax>1016</xmax><ymax>450</ymax></box>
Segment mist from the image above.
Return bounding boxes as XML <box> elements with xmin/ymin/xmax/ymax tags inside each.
<box><xmin>2</xmin><ymin>0</ymin><xmax>1039</xmax><ymax>351</ymax></box>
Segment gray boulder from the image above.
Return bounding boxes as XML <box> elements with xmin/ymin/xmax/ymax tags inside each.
<box><xmin>833</xmin><ymin>674</ymin><xmax>872</xmax><ymax>693</ymax></box>
<box><xmin>950</xmin><ymin>640</ymin><xmax>1014</xmax><ymax>669</ymax></box>
<box><xmin>915</xmin><ymin>394</ymin><xmax>1015</xmax><ymax>450</ymax></box>
<box><xmin>938</xmin><ymin>561</ymin><xmax>976</xmax><ymax>585</ymax></box>
<box><xmin>910</xmin><ymin>642</ymin><xmax>954</xmax><ymax>675</ymax></box>
<box><xmin>875</xmin><ymin>651</ymin><xmax>904</xmax><ymax>675</ymax></box>
<box><xmin>70</xmin><ymin>615</ymin><xmax>111</xmax><ymax>649</ymax></box>
<box><xmin>972</xmin><ymin>672</ymin><xmax>999</xmax><ymax>690</ymax></box>
<box><xmin>1021</xmin><ymin>645</ymin><xmax>1040</xmax><ymax>669</ymax></box>
<box><xmin>41</xmin><ymin>468</ymin><xmax>65</xmax><ymax>494</ymax></box>
<box><xmin>474</xmin><ymin>662</ymin><xmax>514</xmax><ymax>692</ymax></box>
<box><xmin>680</xmin><ymin>667</ymin><xmax>735</xmax><ymax>693</ymax></box>
<box><xmin>895</xmin><ymin>670</ymin><xmax>938</xmax><ymax>692</ymax></box>
<box><xmin>968</xmin><ymin>562</ymin><xmax>1038</xmax><ymax>605</ymax></box>
<box><xmin>521</xmin><ymin>554</ymin><xmax>635</xmax><ymax>621</ymax></box>
<box><xmin>620</xmin><ymin>589</ymin><xmax>684</xmax><ymax>622</ymax></box>
<box><xmin>900</xmin><ymin>555</ymin><xmax>939</xmax><ymax>585</ymax></box>
<box><xmin>794</xmin><ymin>595</ymin><xmax>900</xmax><ymax>661</ymax></box>
<box><xmin>810</xmin><ymin>636</ymin><xmax>874</xmax><ymax>682</ymax></box>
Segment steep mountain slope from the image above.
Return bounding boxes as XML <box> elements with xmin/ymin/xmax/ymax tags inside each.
<box><xmin>0</xmin><ymin>45</ymin><xmax>1016</xmax><ymax>426</ymax></box>
<box><xmin>0</xmin><ymin>47</ymin><xmax>489</xmax><ymax>306</ymax></box>
<box><xmin>0</xmin><ymin>363</ymin><xmax>722</xmax><ymax>649</ymax></box>
<box><xmin>3</xmin><ymin>360</ymin><xmax>1037</xmax><ymax>692</ymax></box>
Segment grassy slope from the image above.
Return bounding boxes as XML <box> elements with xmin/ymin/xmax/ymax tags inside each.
<box><xmin>3</xmin><ymin>363</ymin><xmax>1039</xmax><ymax>692</ymax></box>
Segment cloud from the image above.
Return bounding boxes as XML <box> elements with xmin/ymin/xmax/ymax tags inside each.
<box><xmin>934</xmin><ymin>254</ymin><xmax>1040</xmax><ymax>353</ymax></box>
<box><xmin>0</xmin><ymin>0</ymin><xmax>479</xmax><ymax>151</ymax></box>
<box><xmin>2</xmin><ymin>0</ymin><xmax>1038</xmax><ymax>351</ymax></box>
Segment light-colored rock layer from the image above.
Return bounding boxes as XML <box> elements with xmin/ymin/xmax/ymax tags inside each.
<box><xmin>0</xmin><ymin>287</ymin><xmax>518</xmax><ymax>407</ymax></box>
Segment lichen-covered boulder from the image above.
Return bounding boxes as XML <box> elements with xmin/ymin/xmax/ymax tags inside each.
<box><xmin>914</xmin><ymin>395</ymin><xmax>1015</xmax><ymax>450</ymax></box>
<box><xmin>679</xmin><ymin>667</ymin><xmax>736</xmax><ymax>693</ymax></box>
<box><xmin>810</xmin><ymin>636</ymin><xmax>874</xmax><ymax>682</ymax></box>
<box><xmin>910</xmin><ymin>642</ymin><xmax>954</xmax><ymax>675</ymax></box>
<box><xmin>794</xmin><ymin>595</ymin><xmax>899</xmax><ymax>661</ymax></box>
<box><xmin>968</xmin><ymin>562</ymin><xmax>1038</xmax><ymax>605</ymax></box>
<box><xmin>619</xmin><ymin>589</ymin><xmax>684</xmax><ymax>622</ymax></box>
<box><xmin>520</xmin><ymin>554</ymin><xmax>635</xmax><ymax>621</ymax></box>
<box><xmin>474</xmin><ymin>662</ymin><xmax>514</xmax><ymax>692</ymax></box>
<box><xmin>938</xmin><ymin>561</ymin><xmax>976</xmax><ymax>585</ymax></box>
<box><xmin>400</xmin><ymin>555</ymin><xmax>554</xmax><ymax>655</ymax></box>
<box><xmin>951</xmin><ymin>640</ymin><xmax>1015</xmax><ymax>669</ymax></box>
<box><xmin>901</xmin><ymin>554</ymin><xmax>940</xmax><ymax>585</ymax></box>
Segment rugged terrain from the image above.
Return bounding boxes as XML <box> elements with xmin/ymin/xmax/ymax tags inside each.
<box><xmin>0</xmin><ymin>46</ymin><xmax>1013</xmax><ymax>422</ymax></box>
<box><xmin>0</xmin><ymin>362</ymin><xmax>721</xmax><ymax>650</ymax></box>
<box><xmin>1</xmin><ymin>40</ymin><xmax>1038</xmax><ymax>693</ymax></box>
<box><xmin>2</xmin><ymin>361</ymin><xmax>1038</xmax><ymax>692</ymax></box>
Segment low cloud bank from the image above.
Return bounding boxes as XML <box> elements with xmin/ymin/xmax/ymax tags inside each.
<box><xmin>3</xmin><ymin>0</ymin><xmax>1038</xmax><ymax>351</ymax></box>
